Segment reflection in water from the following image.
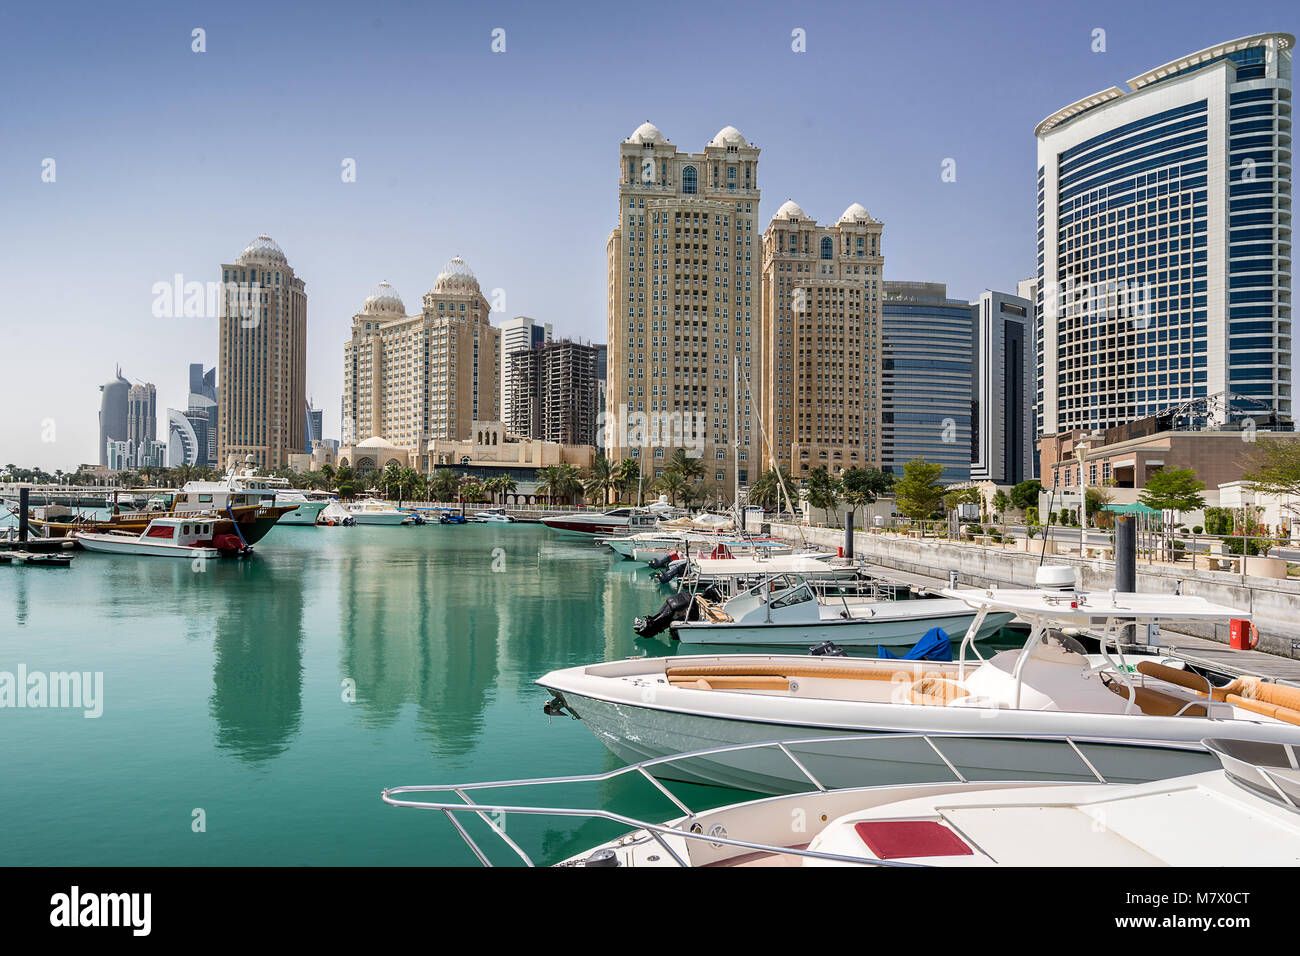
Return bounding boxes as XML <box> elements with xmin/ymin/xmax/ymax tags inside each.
<box><xmin>210</xmin><ymin>557</ymin><xmax>305</xmax><ymax>763</ymax></box>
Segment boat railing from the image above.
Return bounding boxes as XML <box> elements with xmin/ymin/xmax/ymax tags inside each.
<box><xmin>381</xmin><ymin>730</ymin><xmax>1117</xmax><ymax>867</ymax></box>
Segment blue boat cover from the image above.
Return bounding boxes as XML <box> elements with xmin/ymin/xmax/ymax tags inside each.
<box><xmin>878</xmin><ymin>626</ymin><xmax>952</xmax><ymax>662</ymax></box>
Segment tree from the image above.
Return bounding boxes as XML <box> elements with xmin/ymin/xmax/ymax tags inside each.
<box><xmin>1139</xmin><ymin>467</ymin><xmax>1206</xmax><ymax>559</ymax></box>
<box><xmin>583</xmin><ymin>456</ymin><xmax>619</xmax><ymax>506</ymax></box>
<box><xmin>1009</xmin><ymin>479</ymin><xmax>1043</xmax><ymax>513</ymax></box>
<box><xmin>614</xmin><ymin>457</ymin><xmax>645</xmax><ymax>505</ymax></box>
<box><xmin>319</xmin><ymin>463</ymin><xmax>336</xmax><ymax>492</ymax></box>
<box><xmin>806</xmin><ymin>466</ymin><xmax>843</xmax><ymax>526</ymax></box>
<box><xmin>841</xmin><ymin>467</ymin><xmax>892</xmax><ymax>524</ymax></box>
<box><xmin>429</xmin><ymin>468</ymin><xmax>460</xmax><ymax>502</ymax></box>
<box><xmin>655</xmin><ymin>470</ymin><xmax>689</xmax><ymax>507</ymax></box>
<box><xmin>748</xmin><ymin>465</ymin><xmax>793</xmax><ymax>511</ymax></box>
<box><xmin>942</xmin><ymin>486</ymin><xmax>981</xmax><ymax>513</ymax></box>
<box><xmin>992</xmin><ymin>489</ymin><xmax>1010</xmax><ymax>517</ymax></box>
<box><xmin>664</xmin><ymin>448</ymin><xmax>705</xmax><ymax>484</ymax></box>
<box><xmin>893</xmin><ymin>458</ymin><xmax>946</xmax><ymax>529</ymax></box>
<box><xmin>1085</xmin><ymin>486</ymin><xmax>1114</xmax><ymax>524</ymax></box>
<box><xmin>1241</xmin><ymin>437</ymin><xmax>1300</xmax><ymax>523</ymax></box>
<box><xmin>381</xmin><ymin>461</ymin><xmax>404</xmax><ymax>501</ymax></box>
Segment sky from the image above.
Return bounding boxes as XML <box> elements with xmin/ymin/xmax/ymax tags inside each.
<box><xmin>0</xmin><ymin>0</ymin><xmax>1293</xmax><ymax>471</ymax></box>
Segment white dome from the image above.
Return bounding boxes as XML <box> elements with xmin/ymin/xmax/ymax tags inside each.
<box><xmin>774</xmin><ymin>199</ymin><xmax>806</xmax><ymax>221</ymax></box>
<box><xmin>236</xmin><ymin>234</ymin><xmax>287</xmax><ymax>265</ymax></box>
<box><xmin>356</xmin><ymin>435</ymin><xmax>402</xmax><ymax>449</ymax></box>
<box><xmin>627</xmin><ymin>121</ymin><xmax>665</xmax><ymax>145</ymax></box>
<box><xmin>361</xmin><ymin>280</ymin><xmax>405</xmax><ymax>316</ymax></box>
<box><xmin>710</xmin><ymin>125</ymin><xmax>747</xmax><ymax>148</ymax></box>
<box><xmin>838</xmin><ymin>202</ymin><xmax>873</xmax><ymax>224</ymax></box>
<box><xmin>433</xmin><ymin>256</ymin><xmax>480</xmax><ymax>295</ymax></box>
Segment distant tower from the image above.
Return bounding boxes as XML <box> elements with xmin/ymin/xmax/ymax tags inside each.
<box><xmin>98</xmin><ymin>366</ymin><xmax>131</xmax><ymax>466</ymax></box>
<box><xmin>218</xmin><ymin>235</ymin><xmax>307</xmax><ymax>470</ymax></box>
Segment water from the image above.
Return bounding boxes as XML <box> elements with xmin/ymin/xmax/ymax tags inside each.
<box><xmin>0</xmin><ymin>521</ymin><xmax>1024</xmax><ymax>866</ymax></box>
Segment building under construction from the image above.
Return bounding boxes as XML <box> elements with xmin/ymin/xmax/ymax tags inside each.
<box><xmin>507</xmin><ymin>340</ymin><xmax>599</xmax><ymax>447</ymax></box>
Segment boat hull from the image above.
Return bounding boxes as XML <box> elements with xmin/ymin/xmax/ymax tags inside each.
<box><xmin>73</xmin><ymin>533</ymin><xmax>223</xmax><ymax>559</ymax></box>
<box><xmin>541</xmin><ymin>517</ymin><xmax>631</xmax><ymax>537</ymax></box>
<box><xmin>670</xmin><ymin>608</ymin><xmax>1015</xmax><ymax>647</ymax></box>
<box><xmin>275</xmin><ymin>500</ymin><xmax>329</xmax><ymax>525</ymax></box>
<box><xmin>348</xmin><ymin>512</ymin><xmax>410</xmax><ymax>525</ymax></box>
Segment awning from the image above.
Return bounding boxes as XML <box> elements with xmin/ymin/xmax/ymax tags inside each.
<box><xmin>1102</xmin><ymin>502</ymin><xmax>1161</xmax><ymax>516</ymax></box>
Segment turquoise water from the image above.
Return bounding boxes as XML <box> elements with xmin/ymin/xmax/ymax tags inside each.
<box><xmin>0</xmin><ymin>522</ymin><xmax>786</xmax><ymax>866</ymax></box>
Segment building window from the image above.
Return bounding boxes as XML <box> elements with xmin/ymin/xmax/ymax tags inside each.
<box><xmin>820</xmin><ymin>237</ymin><xmax>833</xmax><ymax>260</ymax></box>
<box><xmin>682</xmin><ymin>166</ymin><xmax>698</xmax><ymax>195</ymax></box>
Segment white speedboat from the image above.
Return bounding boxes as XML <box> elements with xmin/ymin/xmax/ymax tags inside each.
<box><xmin>537</xmin><ymin>573</ymin><xmax>1300</xmax><ymax>793</ymax></box>
<box><xmin>383</xmin><ymin>734</ymin><xmax>1300</xmax><ymax>867</ymax></box>
<box><xmin>541</xmin><ymin>507</ymin><xmax>659</xmax><ymax>537</ymax></box>
<box><xmin>344</xmin><ymin>501</ymin><xmax>412</xmax><ymax>525</ymax></box>
<box><xmin>668</xmin><ymin>577</ymin><xmax>1015</xmax><ymax>647</ymax></box>
<box><xmin>472</xmin><ymin>508</ymin><xmax>517</xmax><ymax>523</ymax></box>
<box><xmin>74</xmin><ymin>517</ymin><xmax>248</xmax><ymax>559</ymax></box>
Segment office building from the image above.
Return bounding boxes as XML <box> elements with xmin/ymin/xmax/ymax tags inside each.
<box><xmin>98</xmin><ymin>366</ymin><xmax>131</xmax><ymax>466</ymax></box>
<box><xmin>971</xmin><ymin>289</ymin><xmax>1035</xmax><ymax>485</ymax></box>
<box><xmin>500</xmin><ymin>316</ymin><xmax>553</xmax><ymax>436</ymax></box>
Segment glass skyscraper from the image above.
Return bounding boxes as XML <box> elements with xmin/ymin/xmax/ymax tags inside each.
<box><xmin>1035</xmin><ymin>32</ymin><xmax>1293</xmax><ymax>437</ymax></box>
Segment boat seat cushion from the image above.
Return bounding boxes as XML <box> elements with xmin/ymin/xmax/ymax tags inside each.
<box><xmin>1107</xmin><ymin>682</ymin><xmax>1208</xmax><ymax>717</ymax></box>
<box><xmin>1135</xmin><ymin>660</ymin><xmax>1212</xmax><ymax>697</ymax></box>
<box><xmin>667</xmin><ymin>676</ymin><xmax>790</xmax><ymax>692</ymax></box>
<box><xmin>665</xmin><ymin>663</ymin><xmax>931</xmax><ymax>683</ymax></box>
<box><xmin>909</xmin><ymin>677</ymin><xmax>969</xmax><ymax>707</ymax></box>
<box><xmin>1224</xmin><ymin>694</ymin><xmax>1300</xmax><ymax>727</ymax></box>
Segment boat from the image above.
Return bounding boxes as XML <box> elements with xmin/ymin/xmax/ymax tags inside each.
<box><xmin>688</xmin><ymin>551</ymin><xmax>855</xmax><ymax>583</ymax></box>
<box><xmin>74</xmin><ymin>516</ymin><xmax>250</xmax><ymax>559</ymax></box>
<box><xmin>343</xmin><ymin>501</ymin><xmax>412</xmax><ymax>525</ymax></box>
<box><xmin>436</xmin><ymin>509</ymin><xmax>468</xmax><ymax>525</ymax></box>
<box><xmin>663</xmin><ymin>575</ymin><xmax>1016</xmax><ymax>647</ymax></box>
<box><xmin>26</xmin><ymin>488</ymin><xmax>293</xmax><ymax>545</ymax></box>
<box><xmin>471</xmin><ymin>508</ymin><xmax>516</xmax><ymax>523</ymax></box>
<box><xmin>537</xmin><ymin>570</ymin><xmax>1300</xmax><ymax>793</ymax></box>
<box><xmin>174</xmin><ymin>460</ymin><xmax>327</xmax><ymax>527</ymax></box>
<box><xmin>382</xmin><ymin>733</ymin><xmax>1300</xmax><ymax>867</ymax></box>
<box><xmin>540</xmin><ymin>507</ymin><xmax>660</xmax><ymax>537</ymax></box>
<box><xmin>318</xmin><ymin>502</ymin><xmax>356</xmax><ymax>526</ymax></box>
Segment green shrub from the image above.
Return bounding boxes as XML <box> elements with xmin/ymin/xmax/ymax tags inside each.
<box><xmin>1192</xmin><ymin>525</ymin><xmax>1203</xmax><ymax>535</ymax></box>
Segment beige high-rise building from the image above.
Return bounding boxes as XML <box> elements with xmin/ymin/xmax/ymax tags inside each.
<box><xmin>218</xmin><ymin>234</ymin><xmax>307</xmax><ymax>470</ymax></box>
<box><xmin>605</xmin><ymin>122</ymin><xmax>761</xmax><ymax>499</ymax></box>
<box><xmin>760</xmin><ymin>202</ymin><xmax>884</xmax><ymax>477</ymax></box>
<box><xmin>342</xmin><ymin>258</ymin><xmax>500</xmax><ymax>472</ymax></box>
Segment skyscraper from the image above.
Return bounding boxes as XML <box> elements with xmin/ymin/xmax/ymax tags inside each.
<box><xmin>218</xmin><ymin>234</ymin><xmax>307</xmax><ymax>470</ymax></box>
<box><xmin>880</xmin><ymin>282</ymin><xmax>974</xmax><ymax>483</ymax></box>
<box><xmin>342</xmin><ymin>264</ymin><xmax>501</xmax><ymax>470</ymax></box>
<box><xmin>971</xmin><ymin>289</ymin><xmax>1035</xmax><ymax>485</ymax></box>
<box><xmin>126</xmin><ymin>382</ymin><xmax>157</xmax><ymax>449</ymax></box>
<box><xmin>188</xmin><ymin>363</ymin><xmax>218</xmax><ymax>465</ymax></box>
<box><xmin>605</xmin><ymin>123</ymin><xmax>761</xmax><ymax>497</ymax></box>
<box><xmin>97</xmin><ymin>366</ymin><xmax>130</xmax><ymax>466</ymax></box>
<box><xmin>508</xmin><ymin>340</ymin><xmax>601</xmax><ymax>446</ymax></box>
<box><xmin>1035</xmin><ymin>32</ymin><xmax>1293</xmax><ymax>437</ymax></box>
<box><xmin>760</xmin><ymin>200</ymin><xmax>884</xmax><ymax>477</ymax></box>
<box><xmin>499</xmin><ymin>315</ymin><xmax>552</xmax><ymax>436</ymax></box>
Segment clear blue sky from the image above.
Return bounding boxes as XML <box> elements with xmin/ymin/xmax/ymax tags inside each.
<box><xmin>0</xmin><ymin>0</ymin><xmax>1292</xmax><ymax>470</ymax></box>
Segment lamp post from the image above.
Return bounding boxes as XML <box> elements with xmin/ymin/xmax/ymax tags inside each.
<box><xmin>1076</xmin><ymin>438</ymin><xmax>1090</xmax><ymax>556</ymax></box>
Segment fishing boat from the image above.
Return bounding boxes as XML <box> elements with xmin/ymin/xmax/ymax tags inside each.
<box><xmin>382</xmin><ymin>734</ymin><xmax>1300</xmax><ymax>867</ymax></box>
<box><xmin>74</xmin><ymin>516</ymin><xmax>250</xmax><ymax>559</ymax></box>
<box><xmin>662</xmin><ymin>576</ymin><xmax>1015</xmax><ymax>647</ymax></box>
<box><xmin>471</xmin><ymin>508</ymin><xmax>516</xmax><ymax>523</ymax></box>
<box><xmin>538</xmin><ymin>570</ymin><xmax>1300</xmax><ymax>793</ymax></box>
<box><xmin>540</xmin><ymin>507</ymin><xmax>659</xmax><ymax>537</ymax></box>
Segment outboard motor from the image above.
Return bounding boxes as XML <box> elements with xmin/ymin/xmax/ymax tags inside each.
<box><xmin>809</xmin><ymin>641</ymin><xmax>846</xmax><ymax>657</ymax></box>
<box><xmin>653</xmin><ymin>559</ymin><xmax>688</xmax><ymax>585</ymax></box>
<box><xmin>647</xmin><ymin>552</ymin><xmax>675</xmax><ymax>570</ymax></box>
<box><xmin>634</xmin><ymin>591</ymin><xmax>693</xmax><ymax>637</ymax></box>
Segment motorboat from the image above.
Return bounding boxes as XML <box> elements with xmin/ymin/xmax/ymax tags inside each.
<box><xmin>318</xmin><ymin>502</ymin><xmax>356</xmax><ymax>526</ymax></box>
<box><xmin>175</xmin><ymin>463</ymin><xmax>326</xmax><ymax>527</ymax></box>
<box><xmin>343</xmin><ymin>501</ymin><xmax>412</xmax><ymax>525</ymax></box>
<box><xmin>537</xmin><ymin>571</ymin><xmax>1300</xmax><ymax>793</ymax></box>
<box><xmin>540</xmin><ymin>507</ymin><xmax>659</xmax><ymax>537</ymax></box>
<box><xmin>382</xmin><ymin>734</ymin><xmax>1300</xmax><ymax>867</ymax></box>
<box><xmin>74</xmin><ymin>516</ymin><xmax>249</xmax><ymax>559</ymax></box>
<box><xmin>472</xmin><ymin>508</ymin><xmax>517</xmax><ymax>523</ymax></box>
<box><xmin>664</xmin><ymin>576</ymin><xmax>1016</xmax><ymax>647</ymax></box>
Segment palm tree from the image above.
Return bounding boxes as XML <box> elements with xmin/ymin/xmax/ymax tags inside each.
<box><xmin>381</xmin><ymin>461</ymin><xmax>404</xmax><ymax>501</ymax></box>
<box><xmin>665</xmin><ymin>447</ymin><xmax>705</xmax><ymax>483</ymax></box>
<box><xmin>429</xmin><ymin>468</ymin><xmax>460</xmax><ymax>503</ymax></box>
<box><xmin>614</xmin><ymin>457</ymin><xmax>644</xmax><ymax>505</ymax></box>
<box><xmin>320</xmin><ymin>463</ymin><xmax>336</xmax><ymax>492</ymax></box>
<box><xmin>583</xmin><ymin>456</ymin><xmax>619</xmax><ymax>506</ymax></box>
<box><xmin>749</xmin><ymin>465</ymin><xmax>793</xmax><ymax>510</ymax></box>
<box><xmin>655</xmin><ymin>470</ymin><xmax>689</xmax><ymax>507</ymax></box>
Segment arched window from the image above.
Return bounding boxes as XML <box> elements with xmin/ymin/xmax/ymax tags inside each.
<box><xmin>682</xmin><ymin>166</ymin><xmax>697</xmax><ymax>194</ymax></box>
<box><xmin>820</xmin><ymin>236</ymin><xmax>833</xmax><ymax>260</ymax></box>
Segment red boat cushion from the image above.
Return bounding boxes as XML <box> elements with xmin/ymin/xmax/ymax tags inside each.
<box><xmin>212</xmin><ymin>534</ymin><xmax>243</xmax><ymax>553</ymax></box>
<box><xmin>854</xmin><ymin>821</ymin><xmax>973</xmax><ymax>859</ymax></box>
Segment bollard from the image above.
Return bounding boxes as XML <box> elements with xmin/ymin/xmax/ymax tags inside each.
<box><xmin>1115</xmin><ymin>515</ymin><xmax>1136</xmax><ymax>592</ymax></box>
<box><xmin>18</xmin><ymin>487</ymin><xmax>29</xmax><ymax>543</ymax></box>
<box><xmin>844</xmin><ymin>510</ymin><xmax>854</xmax><ymax>559</ymax></box>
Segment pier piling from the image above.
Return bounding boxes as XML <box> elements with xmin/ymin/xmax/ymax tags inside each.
<box><xmin>1115</xmin><ymin>515</ymin><xmax>1136</xmax><ymax>592</ymax></box>
<box><xmin>843</xmin><ymin>511</ymin><xmax>854</xmax><ymax>559</ymax></box>
<box><xmin>18</xmin><ymin>488</ymin><xmax>29</xmax><ymax>543</ymax></box>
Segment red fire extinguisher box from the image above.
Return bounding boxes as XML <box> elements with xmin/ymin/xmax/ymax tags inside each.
<box><xmin>1229</xmin><ymin>618</ymin><xmax>1257</xmax><ymax>650</ymax></box>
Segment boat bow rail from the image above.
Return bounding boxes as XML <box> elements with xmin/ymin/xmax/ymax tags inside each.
<box><xmin>380</xmin><ymin>731</ymin><xmax>1117</xmax><ymax>867</ymax></box>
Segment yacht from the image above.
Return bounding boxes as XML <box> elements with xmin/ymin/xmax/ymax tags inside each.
<box><xmin>540</xmin><ymin>507</ymin><xmax>659</xmax><ymax>537</ymax></box>
<box><xmin>666</xmin><ymin>576</ymin><xmax>1016</xmax><ymax>647</ymax></box>
<box><xmin>343</xmin><ymin>501</ymin><xmax>412</xmax><ymax>525</ymax></box>
<box><xmin>382</xmin><ymin>734</ymin><xmax>1300</xmax><ymax>867</ymax></box>
<box><xmin>175</xmin><ymin>462</ymin><xmax>328</xmax><ymax>527</ymax></box>
<box><xmin>472</xmin><ymin>508</ymin><xmax>517</xmax><ymax>523</ymax></box>
<box><xmin>537</xmin><ymin>571</ymin><xmax>1300</xmax><ymax>793</ymax></box>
